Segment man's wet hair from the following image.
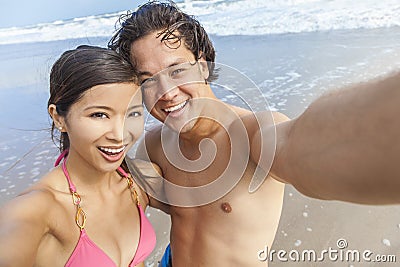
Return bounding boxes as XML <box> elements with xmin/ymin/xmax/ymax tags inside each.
<box><xmin>108</xmin><ymin>1</ymin><xmax>218</xmax><ymax>82</ymax></box>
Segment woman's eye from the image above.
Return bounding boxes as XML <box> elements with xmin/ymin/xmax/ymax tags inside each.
<box><xmin>140</xmin><ymin>77</ymin><xmax>155</xmax><ymax>86</ymax></box>
<box><xmin>140</xmin><ymin>79</ymin><xmax>148</xmax><ymax>86</ymax></box>
<box><xmin>90</xmin><ymin>112</ymin><xmax>108</xmax><ymax>119</ymax></box>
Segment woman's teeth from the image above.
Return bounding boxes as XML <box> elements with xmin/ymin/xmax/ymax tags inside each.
<box><xmin>98</xmin><ymin>146</ymin><xmax>125</xmax><ymax>155</ymax></box>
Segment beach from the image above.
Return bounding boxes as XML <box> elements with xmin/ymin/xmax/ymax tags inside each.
<box><xmin>1</xmin><ymin>26</ymin><xmax>400</xmax><ymax>266</ymax></box>
<box><xmin>215</xmin><ymin>28</ymin><xmax>400</xmax><ymax>266</ymax></box>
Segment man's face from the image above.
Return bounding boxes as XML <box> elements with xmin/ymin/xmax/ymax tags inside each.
<box><xmin>130</xmin><ymin>31</ymin><xmax>211</xmax><ymax>133</ymax></box>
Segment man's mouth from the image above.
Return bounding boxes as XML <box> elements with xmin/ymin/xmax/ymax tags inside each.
<box><xmin>163</xmin><ymin>100</ymin><xmax>188</xmax><ymax>113</ymax></box>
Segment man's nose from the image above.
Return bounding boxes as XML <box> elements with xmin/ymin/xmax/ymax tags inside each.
<box><xmin>158</xmin><ymin>75</ymin><xmax>179</xmax><ymax>101</ymax></box>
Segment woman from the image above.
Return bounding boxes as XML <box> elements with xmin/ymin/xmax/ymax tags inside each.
<box><xmin>0</xmin><ymin>45</ymin><xmax>156</xmax><ymax>266</ymax></box>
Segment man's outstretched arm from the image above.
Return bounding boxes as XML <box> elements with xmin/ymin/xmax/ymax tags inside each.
<box><xmin>257</xmin><ymin>71</ymin><xmax>400</xmax><ymax>204</ymax></box>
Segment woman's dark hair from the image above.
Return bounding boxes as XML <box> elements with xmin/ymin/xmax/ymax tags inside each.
<box><xmin>48</xmin><ymin>45</ymin><xmax>136</xmax><ymax>152</ymax></box>
<box><xmin>108</xmin><ymin>0</ymin><xmax>218</xmax><ymax>82</ymax></box>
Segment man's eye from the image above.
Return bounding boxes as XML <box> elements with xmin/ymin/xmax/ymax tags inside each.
<box><xmin>128</xmin><ymin>111</ymin><xmax>142</xmax><ymax>117</ymax></box>
<box><xmin>171</xmin><ymin>68</ymin><xmax>185</xmax><ymax>76</ymax></box>
<box><xmin>90</xmin><ymin>112</ymin><xmax>108</xmax><ymax>119</ymax></box>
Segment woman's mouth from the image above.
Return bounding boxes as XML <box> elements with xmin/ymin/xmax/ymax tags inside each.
<box><xmin>97</xmin><ymin>146</ymin><xmax>126</xmax><ymax>162</ymax></box>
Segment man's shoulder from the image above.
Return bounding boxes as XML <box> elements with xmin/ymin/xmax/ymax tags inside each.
<box><xmin>142</xmin><ymin>124</ymin><xmax>163</xmax><ymax>145</ymax></box>
<box><xmin>271</xmin><ymin>111</ymin><xmax>290</xmax><ymax>123</ymax></box>
<box><xmin>228</xmin><ymin>110</ymin><xmax>289</xmax><ymax>140</ymax></box>
<box><xmin>136</xmin><ymin>124</ymin><xmax>163</xmax><ymax>161</ymax></box>
<box><xmin>239</xmin><ymin>110</ymin><xmax>289</xmax><ymax>125</ymax></box>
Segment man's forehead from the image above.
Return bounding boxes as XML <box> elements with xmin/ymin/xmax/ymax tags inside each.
<box><xmin>131</xmin><ymin>36</ymin><xmax>195</xmax><ymax>75</ymax></box>
<box><xmin>131</xmin><ymin>30</ymin><xmax>184</xmax><ymax>51</ymax></box>
<box><xmin>135</xmin><ymin>56</ymin><xmax>194</xmax><ymax>77</ymax></box>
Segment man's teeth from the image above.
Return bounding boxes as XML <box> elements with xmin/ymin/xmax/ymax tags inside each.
<box><xmin>164</xmin><ymin>101</ymin><xmax>187</xmax><ymax>113</ymax></box>
<box><xmin>98</xmin><ymin>146</ymin><xmax>125</xmax><ymax>154</ymax></box>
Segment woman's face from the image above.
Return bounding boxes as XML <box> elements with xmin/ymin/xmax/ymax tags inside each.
<box><xmin>63</xmin><ymin>82</ymin><xmax>143</xmax><ymax>173</ymax></box>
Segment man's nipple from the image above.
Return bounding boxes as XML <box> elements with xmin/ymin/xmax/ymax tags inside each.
<box><xmin>221</xmin><ymin>202</ymin><xmax>232</xmax><ymax>213</ymax></box>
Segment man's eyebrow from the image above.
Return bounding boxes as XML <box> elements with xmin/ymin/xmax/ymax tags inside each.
<box><xmin>137</xmin><ymin>58</ymin><xmax>191</xmax><ymax>77</ymax></box>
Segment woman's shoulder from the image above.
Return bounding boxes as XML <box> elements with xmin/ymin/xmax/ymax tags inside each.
<box><xmin>1</xmin><ymin>167</ymin><xmax>68</xmax><ymax>223</ymax></box>
<box><xmin>0</xmin><ymin>168</ymin><xmax>70</xmax><ymax>265</ymax></box>
<box><xmin>0</xmin><ymin>185</ymin><xmax>55</xmax><ymax>240</ymax></box>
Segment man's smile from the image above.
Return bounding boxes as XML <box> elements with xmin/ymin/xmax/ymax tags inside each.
<box><xmin>162</xmin><ymin>100</ymin><xmax>189</xmax><ymax>114</ymax></box>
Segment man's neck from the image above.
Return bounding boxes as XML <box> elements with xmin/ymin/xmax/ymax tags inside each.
<box><xmin>179</xmin><ymin>116</ymin><xmax>222</xmax><ymax>144</ymax></box>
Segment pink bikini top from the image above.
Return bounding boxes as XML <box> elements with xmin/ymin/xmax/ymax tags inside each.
<box><xmin>54</xmin><ymin>150</ymin><xmax>156</xmax><ymax>267</ymax></box>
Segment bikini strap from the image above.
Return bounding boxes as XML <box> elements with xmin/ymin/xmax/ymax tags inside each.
<box><xmin>54</xmin><ymin>149</ymin><xmax>68</xmax><ymax>167</ymax></box>
<box><xmin>54</xmin><ymin>150</ymin><xmax>77</xmax><ymax>193</ymax></box>
<box><xmin>54</xmin><ymin>151</ymin><xmax>138</xmax><ymax>229</ymax></box>
<box><xmin>62</xmin><ymin>158</ymin><xmax>77</xmax><ymax>193</ymax></box>
<box><xmin>118</xmin><ymin>166</ymin><xmax>141</xmax><ymax>206</ymax></box>
<box><xmin>54</xmin><ymin>150</ymin><xmax>86</xmax><ymax>230</ymax></box>
<box><xmin>117</xmin><ymin>166</ymin><xmax>128</xmax><ymax>177</ymax></box>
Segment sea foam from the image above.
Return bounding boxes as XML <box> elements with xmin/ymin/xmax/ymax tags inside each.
<box><xmin>0</xmin><ymin>0</ymin><xmax>400</xmax><ymax>45</ymax></box>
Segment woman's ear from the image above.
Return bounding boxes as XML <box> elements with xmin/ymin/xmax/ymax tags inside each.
<box><xmin>48</xmin><ymin>104</ymin><xmax>66</xmax><ymax>132</ymax></box>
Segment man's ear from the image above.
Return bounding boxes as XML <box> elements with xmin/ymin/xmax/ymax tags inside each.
<box><xmin>48</xmin><ymin>104</ymin><xmax>66</xmax><ymax>132</ymax></box>
<box><xmin>198</xmin><ymin>54</ymin><xmax>210</xmax><ymax>82</ymax></box>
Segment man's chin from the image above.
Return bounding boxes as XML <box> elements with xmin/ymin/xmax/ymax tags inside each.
<box><xmin>165</xmin><ymin>120</ymin><xmax>196</xmax><ymax>134</ymax></box>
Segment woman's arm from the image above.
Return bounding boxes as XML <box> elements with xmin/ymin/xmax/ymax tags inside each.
<box><xmin>0</xmin><ymin>190</ymin><xmax>50</xmax><ymax>266</ymax></box>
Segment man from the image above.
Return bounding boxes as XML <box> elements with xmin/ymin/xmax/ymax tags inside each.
<box><xmin>265</xmin><ymin>71</ymin><xmax>400</xmax><ymax>205</ymax></box>
<box><xmin>110</xmin><ymin>2</ymin><xmax>287</xmax><ymax>266</ymax></box>
<box><xmin>109</xmin><ymin>1</ymin><xmax>400</xmax><ymax>266</ymax></box>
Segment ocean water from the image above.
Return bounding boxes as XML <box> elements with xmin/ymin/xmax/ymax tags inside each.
<box><xmin>1</xmin><ymin>0</ymin><xmax>400</xmax><ymax>44</ymax></box>
<box><xmin>213</xmin><ymin>27</ymin><xmax>400</xmax><ymax>117</ymax></box>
